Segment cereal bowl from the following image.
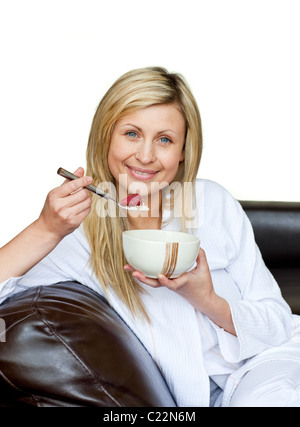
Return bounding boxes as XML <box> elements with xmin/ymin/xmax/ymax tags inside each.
<box><xmin>122</xmin><ymin>230</ymin><xmax>200</xmax><ymax>279</ymax></box>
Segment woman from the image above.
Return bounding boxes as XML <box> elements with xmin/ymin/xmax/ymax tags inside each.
<box><xmin>0</xmin><ymin>67</ymin><xmax>300</xmax><ymax>407</ymax></box>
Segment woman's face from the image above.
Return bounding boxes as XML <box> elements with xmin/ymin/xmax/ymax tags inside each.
<box><xmin>108</xmin><ymin>103</ymin><xmax>186</xmax><ymax>200</ymax></box>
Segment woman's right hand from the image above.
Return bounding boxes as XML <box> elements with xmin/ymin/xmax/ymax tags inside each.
<box><xmin>36</xmin><ymin>167</ymin><xmax>93</xmax><ymax>241</ymax></box>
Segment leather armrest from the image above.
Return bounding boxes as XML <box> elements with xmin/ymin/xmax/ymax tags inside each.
<box><xmin>0</xmin><ymin>282</ymin><xmax>176</xmax><ymax>407</ymax></box>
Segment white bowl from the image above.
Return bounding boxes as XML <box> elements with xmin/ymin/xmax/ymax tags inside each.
<box><xmin>122</xmin><ymin>230</ymin><xmax>200</xmax><ymax>279</ymax></box>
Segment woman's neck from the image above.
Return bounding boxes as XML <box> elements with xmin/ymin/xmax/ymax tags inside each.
<box><xmin>127</xmin><ymin>215</ymin><xmax>162</xmax><ymax>230</ymax></box>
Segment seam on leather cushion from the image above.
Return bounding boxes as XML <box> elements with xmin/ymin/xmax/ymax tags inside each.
<box><xmin>30</xmin><ymin>287</ymin><xmax>123</xmax><ymax>407</ymax></box>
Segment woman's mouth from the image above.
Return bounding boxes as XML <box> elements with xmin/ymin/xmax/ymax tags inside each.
<box><xmin>126</xmin><ymin>166</ymin><xmax>159</xmax><ymax>181</ymax></box>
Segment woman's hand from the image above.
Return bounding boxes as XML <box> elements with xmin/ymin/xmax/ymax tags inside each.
<box><xmin>124</xmin><ymin>248</ymin><xmax>236</xmax><ymax>335</ymax></box>
<box><xmin>0</xmin><ymin>167</ymin><xmax>93</xmax><ymax>283</ymax></box>
<box><xmin>125</xmin><ymin>248</ymin><xmax>214</xmax><ymax>304</ymax></box>
<box><xmin>36</xmin><ymin>167</ymin><xmax>93</xmax><ymax>240</ymax></box>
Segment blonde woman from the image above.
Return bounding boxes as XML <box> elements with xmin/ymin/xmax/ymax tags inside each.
<box><xmin>0</xmin><ymin>67</ymin><xmax>300</xmax><ymax>407</ymax></box>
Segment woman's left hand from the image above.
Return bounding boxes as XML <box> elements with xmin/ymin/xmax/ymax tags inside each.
<box><xmin>124</xmin><ymin>248</ymin><xmax>236</xmax><ymax>335</ymax></box>
<box><xmin>124</xmin><ymin>248</ymin><xmax>214</xmax><ymax>312</ymax></box>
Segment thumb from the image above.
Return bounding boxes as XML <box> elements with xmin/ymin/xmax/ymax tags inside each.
<box><xmin>73</xmin><ymin>167</ymin><xmax>85</xmax><ymax>178</ymax></box>
<box><xmin>62</xmin><ymin>167</ymin><xmax>85</xmax><ymax>185</ymax></box>
<box><xmin>196</xmin><ymin>248</ymin><xmax>210</xmax><ymax>273</ymax></box>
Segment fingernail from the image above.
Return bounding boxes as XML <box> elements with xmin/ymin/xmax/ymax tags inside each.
<box><xmin>86</xmin><ymin>176</ymin><xmax>93</xmax><ymax>183</ymax></box>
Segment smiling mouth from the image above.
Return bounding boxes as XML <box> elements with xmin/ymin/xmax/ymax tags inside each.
<box><xmin>126</xmin><ymin>166</ymin><xmax>159</xmax><ymax>180</ymax></box>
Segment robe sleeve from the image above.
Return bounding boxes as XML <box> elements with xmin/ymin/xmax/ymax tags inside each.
<box><xmin>210</xmin><ymin>189</ymin><xmax>293</xmax><ymax>363</ymax></box>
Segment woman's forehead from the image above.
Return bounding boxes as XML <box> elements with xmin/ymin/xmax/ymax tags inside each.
<box><xmin>116</xmin><ymin>104</ymin><xmax>186</xmax><ymax>133</ymax></box>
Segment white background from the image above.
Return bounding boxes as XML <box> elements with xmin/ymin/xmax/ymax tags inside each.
<box><xmin>1</xmin><ymin>0</ymin><xmax>299</xmax><ymax>246</ymax></box>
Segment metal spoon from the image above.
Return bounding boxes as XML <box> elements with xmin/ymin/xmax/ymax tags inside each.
<box><xmin>57</xmin><ymin>167</ymin><xmax>149</xmax><ymax>211</ymax></box>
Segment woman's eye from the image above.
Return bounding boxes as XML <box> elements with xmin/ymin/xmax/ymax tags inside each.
<box><xmin>159</xmin><ymin>137</ymin><xmax>172</xmax><ymax>144</ymax></box>
<box><xmin>126</xmin><ymin>131</ymin><xmax>138</xmax><ymax>138</ymax></box>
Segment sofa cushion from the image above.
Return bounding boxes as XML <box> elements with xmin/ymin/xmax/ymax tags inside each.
<box><xmin>241</xmin><ymin>201</ymin><xmax>300</xmax><ymax>314</ymax></box>
<box><xmin>241</xmin><ymin>201</ymin><xmax>300</xmax><ymax>268</ymax></box>
<box><xmin>271</xmin><ymin>268</ymin><xmax>300</xmax><ymax>314</ymax></box>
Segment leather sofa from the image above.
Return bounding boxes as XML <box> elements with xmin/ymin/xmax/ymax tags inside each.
<box><xmin>0</xmin><ymin>200</ymin><xmax>299</xmax><ymax>407</ymax></box>
<box><xmin>241</xmin><ymin>201</ymin><xmax>300</xmax><ymax>314</ymax></box>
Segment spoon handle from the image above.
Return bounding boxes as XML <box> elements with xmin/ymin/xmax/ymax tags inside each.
<box><xmin>57</xmin><ymin>167</ymin><xmax>109</xmax><ymax>199</ymax></box>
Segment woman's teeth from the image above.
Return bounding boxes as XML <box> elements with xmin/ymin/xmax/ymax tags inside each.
<box><xmin>133</xmin><ymin>169</ymin><xmax>151</xmax><ymax>176</ymax></box>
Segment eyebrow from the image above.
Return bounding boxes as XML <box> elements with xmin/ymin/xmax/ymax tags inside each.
<box><xmin>120</xmin><ymin>123</ymin><xmax>143</xmax><ymax>132</ymax></box>
<box><xmin>120</xmin><ymin>123</ymin><xmax>178</xmax><ymax>137</ymax></box>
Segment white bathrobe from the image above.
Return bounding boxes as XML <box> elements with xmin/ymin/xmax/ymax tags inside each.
<box><xmin>1</xmin><ymin>179</ymin><xmax>300</xmax><ymax>406</ymax></box>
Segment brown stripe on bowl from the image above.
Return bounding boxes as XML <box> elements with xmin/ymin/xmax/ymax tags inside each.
<box><xmin>161</xmin><ymin>242</ymin><xmax>179</xmax><ymax>278</ymax></box>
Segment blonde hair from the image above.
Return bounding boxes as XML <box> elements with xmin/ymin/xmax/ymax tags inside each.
<box><xmin>84</xmin><ymin>67</ymin><xmax>202</xmax><ymax>320</ymax></box>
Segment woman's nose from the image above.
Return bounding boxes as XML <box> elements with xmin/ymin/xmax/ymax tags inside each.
<box><xmin>135</xmin><ymin>141</ymin><xmax>156</xmax><ymax>164</ymax></box>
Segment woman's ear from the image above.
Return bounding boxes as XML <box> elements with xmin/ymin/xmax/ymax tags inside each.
<box><xmin>179</xmin><ymin>149</ymin><xmax>185</xmax><ymax>162</ymax></box>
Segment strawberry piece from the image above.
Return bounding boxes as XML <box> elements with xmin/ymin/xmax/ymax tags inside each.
<box><xmin>120</xmin><ymin>194</ymin><xmax>142</xmax><ymax>207</ymax></box>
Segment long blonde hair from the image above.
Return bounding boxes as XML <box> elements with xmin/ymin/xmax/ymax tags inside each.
<box><xmin>84</xmin><ymin>67</ymin><xmax>202</xmax><ymax>320</ymax></box>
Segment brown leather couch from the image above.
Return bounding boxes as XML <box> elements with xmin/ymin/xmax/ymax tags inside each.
<box><xmin>0</xmin><ymin>200</ymin><xmax>299</xmax><ymax>407</ymax></box>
